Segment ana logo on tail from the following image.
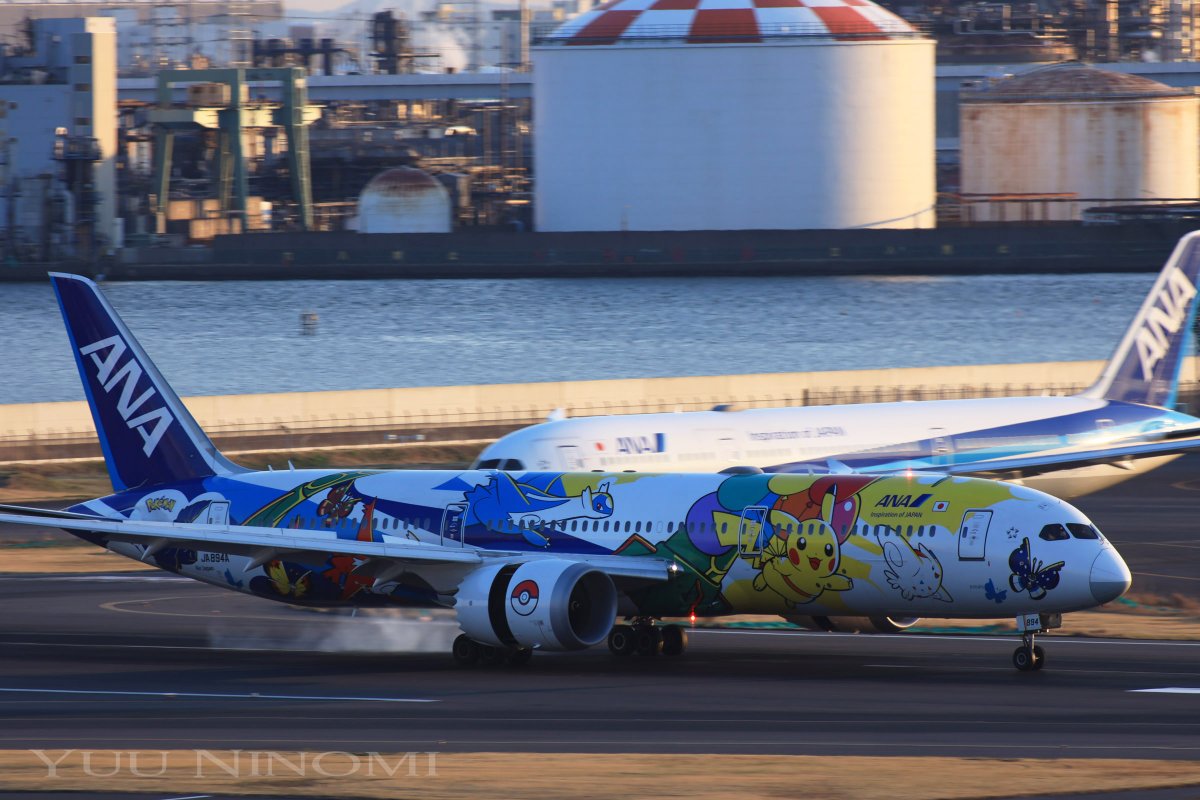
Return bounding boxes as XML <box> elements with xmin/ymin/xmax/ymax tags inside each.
<box><xmin>79</xmin><ymin>335</ymin><xmax>175</xmax><ymax>457</ymax></box>
<box><xmin>1136</xmin><ymin>265</ymin><xmax>1197</xmax><ymax>382</ymax></box>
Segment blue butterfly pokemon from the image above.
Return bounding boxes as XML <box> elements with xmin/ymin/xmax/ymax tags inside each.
<box><xmin>984</xmin><ymin>578</ymin><xmax>1007</xmax><ymax>604</ymax></box>
<box><xmin>224</xmin><ymin>568</ymin><xmax>244</xmax><ymax>589</ymax></box>
<box><xmin>1008</xmin><ymin>537</ymin><xmax>1064</xmax><ymax>600</ymax></box>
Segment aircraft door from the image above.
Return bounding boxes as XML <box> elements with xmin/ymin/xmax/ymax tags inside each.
<box><xmin>557</xmin><ymin>444</ymin><xmax>591</xmax><ymax>471</ymax></box>
<box><xmin>702</xmin><ymin>429</ymin><xmax>739</xmax><ymax>464</ymax></box>
<box><xmin>739</xmin><ymin>506</ymin><xmax>769</xmax><ymax>556</ymax></box>
<box><xmin>957</xmin><ymin>509</ymin><xmax>991</xmax><ymax>561</ymax></box>
<box><xmin>204</xmin><ymin>500</ymin><xmax>230</xmax><ymax>526</ymax></box>
<box><xmin>441</xmin><ymin>502</ymin><xmax>468</xmax><ymax>547</ymax></box>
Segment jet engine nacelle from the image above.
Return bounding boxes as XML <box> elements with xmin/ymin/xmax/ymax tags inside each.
<box><xmin>786</xmin><ymin>615</ymin><xmax>921</xmax><ymax>634</ymax></box>
<box><xmin>454</xmin><ymin>559</ymin><xmax>618</xmax><ymax>651</ymax></box>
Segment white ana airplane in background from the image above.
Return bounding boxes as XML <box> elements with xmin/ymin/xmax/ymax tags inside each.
<box><xmin>0</xmin><ymin>274</ymin><xmax>1131</xmax><ymax>671</ymax></box>
<box><xmin>475</xmin><ymin>231</ymin><xmax>1200</xmax><ymax>499</ymax></box>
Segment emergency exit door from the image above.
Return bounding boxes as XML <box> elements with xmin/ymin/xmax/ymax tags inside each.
<box><xmin>958</xmin><ymin>509</ymin><xmax>991</xmax><ymax>561</ymax></box>
<box><xmin>442</xmin><ymin>503</ymin><xmax>468</xmax><ymax>547</ymax></box>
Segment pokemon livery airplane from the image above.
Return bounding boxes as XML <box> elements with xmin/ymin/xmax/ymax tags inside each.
<box><xmin>0</xmin><ymin>274</ymin><xmax>1131</xmax><ymax>672</ymax></box>
<box><xmin>476</xmin><ymin>232</ymin><xmax>1200</xmax><ymax>500</ymax></box>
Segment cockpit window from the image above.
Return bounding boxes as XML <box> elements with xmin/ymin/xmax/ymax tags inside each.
<box><xmin>1038</xmin><ymin>523</ymin><xmax>1071</xmax><ymax>542</ymax></box>
<box><xmin>1067</xmin><ymin>523</ymin><xmax>1100</xmax><ymax>540</ymax></box>
<box><xmin>501</xmin><ymin>459</ymin><xmax>525</xmax><ymax>471</ymax></box>
<box><xmin>475</xmin><ymin>458</ymin><xmax>502</xmax><ymax>469</ymax></box>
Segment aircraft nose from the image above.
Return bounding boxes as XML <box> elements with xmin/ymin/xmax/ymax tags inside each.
<box><xmin>1090</xmin><ymin>547</ymin><xmax>1132</xmax><ymax>605</ymax></box>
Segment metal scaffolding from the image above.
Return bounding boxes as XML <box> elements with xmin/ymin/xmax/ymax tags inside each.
<box><xmin>150</xmin><ymin>67</ymin><xmax>319</xmax><ymax>231</ymax></box>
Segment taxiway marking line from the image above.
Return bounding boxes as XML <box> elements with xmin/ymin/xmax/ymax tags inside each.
<box><xmin>2</xmin><ymin>575</ymin><xmax>189</xmax><ymax>582</ymax></box>
<box><xmin>99</xmin><ymin>594</ymin><xmax>304</xmax><ymax>621</ymax></box>
<box><xmin>867</xmin><ymin>664</ymin><xmax>1200</xmax><ymax>677</ymax></box>
<box><xmin>0</xmin><ymin>639</ymin><xmax>338</xmax><ymax>653</ymax></box>
<box><xmin>1130</xmin><ymin>688</ymin><xmax>1200</xmax><ymax>694</ymax></box>
<box><xmin>1123</xmin><ymin>540</ymin><xmax>1200</xmax><ymax>550</ymax></box>
<box><xmin>865</xmin><ymin>663</ymin><xmax>1008</xmax><ymax>671</ymax></box>
<box><xmin>688</xmin><ymin>629</ymin><xmax>1200</xmax><ymax>647</ymax></box>
<box><xmin>3</xmin><ymin>736</ymin><xmax>1200</xmax><ymax>753</ymax></box>
<box><xmin>1132</xmin><ymin>571</ymin><xmax>1200</xmax><ymax>582</ymax></box>
<box><xmin>0</xmin><ymin>687</ymin><xmax>437</xmax><ymax>703</ymax></box>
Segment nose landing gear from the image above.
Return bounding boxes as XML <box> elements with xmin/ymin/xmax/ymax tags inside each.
<box><xmin>1012</xmin><ymin>633</ymin><xmax>1045</xmax><ymax>672</ymax></box>
<box><xmin>1012</xmin><ymin>613</ymin><xmax>1060</xmax><ymax>672</ymax></box>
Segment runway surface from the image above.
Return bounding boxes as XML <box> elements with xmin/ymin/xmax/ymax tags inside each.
<box><xmin>1072</xmin><ymin>453</ymin><xmax>1200</xmax><ymax>602</ymax></box>
<box><xmin>1</xmin><ymin>573</ymin><xmax>1200</xmax><ymax>758</ymax></box>
<box><xmin>1</xmin><ymin>455</ymin><xmax>1200</xmax><ymax>761</ymax></box>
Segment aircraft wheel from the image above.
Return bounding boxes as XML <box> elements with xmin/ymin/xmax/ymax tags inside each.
<box><xmin>1032</xmin><ymin>645</ymin><xmax>1046</xmax><ymax>671</ymax></box>
<box><xmin>635</xmin><ymin>626</ymin><xmax>662</xmax><ymax>657</ymax></box>
<box><xmin>506</xmin><ymin>647</ymin><xmax>534</xmax><ymax>667</ymax></box>
<box><xmin>1012</xmin><ymin>645</ymin><xmax>1039</xmax><ymax>672</ymax></box>
<box><xmin>477</xmin><ymin>644</ymin><xmax>507</xmax><ymax>666</ymax></box>
<box><xmin>661</xmin><ymin>625</ymin><xmax>687</xmax><ymax>657</ymax></box>
<box><xmin>608</xmin><ymin>625</ymin><xmax>636</xmax><ymax>656</ymax></box>
<box><xmin>452</xmin><ymin>634</ymin><xmax>480</xmax><ymax>667</ymax></box>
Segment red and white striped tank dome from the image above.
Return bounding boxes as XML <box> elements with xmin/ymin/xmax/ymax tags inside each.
<box><xmin>546</xmin><ymin>0</ymin><xmax>917</xmax><ymax>45</ymax></box>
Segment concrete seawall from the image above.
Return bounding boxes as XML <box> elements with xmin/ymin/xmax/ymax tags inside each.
<box><xmin>3</xmin><ymin>223</ymin><xmax>1188</xmax><ymax>282</ymax></box>
<box><xmin>5</xmin><ymin>358</ymin><xmax>1195</xmax><ymax>463</ymax></box>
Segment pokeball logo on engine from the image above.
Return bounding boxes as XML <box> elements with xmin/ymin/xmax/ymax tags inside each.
<box><xmin>510</xmin><ymin>579</ymin><xmax>539</xmax><ymax>616</ymax></box>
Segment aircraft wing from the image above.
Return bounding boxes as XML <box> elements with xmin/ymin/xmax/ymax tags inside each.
<box><xmin>0</xmin><ymin>507</ymin><xmax>670</xmax><ymax>582</ymax></box>
<box><xmin>938</xmin><ymin>433</ymin><xmax>1200</xmax><ymax>479</ymax></box>
<box><xmin>769</xmin><ymin>427</ymin><xmax>1200</xmax><ymax>480</ymax></box>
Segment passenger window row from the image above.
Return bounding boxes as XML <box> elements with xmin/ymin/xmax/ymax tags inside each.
<box><xmin>874</xmin><ymin>523</ymin><xmax>937</xmax><ymax>538</ymax></box>
<box><xmin>473</xmin><ymin>459</ymin><xmax>525</xmax><ymax>470</ymax></box>
<box><xmin>316</xmin><ymin>511</ymin><xmax>954</xmax><ymax>544</ymax></box>
<box><xmin>344</xmin><ymin>515</ymin><xmax>947</xmax><ymax>540</ymax></box>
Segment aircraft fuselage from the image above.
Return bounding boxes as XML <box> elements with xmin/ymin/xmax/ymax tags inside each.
<box><xmin>75</xmin><ymin>468</ymin><xmax>1127</xmax><ymax>622</ymax></box>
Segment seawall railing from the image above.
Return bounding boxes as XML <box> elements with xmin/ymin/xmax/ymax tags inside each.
<box><xmin>5</xmin><ymin>359</ymin><xmax>1195</xmax><ymax>463</ymax></box>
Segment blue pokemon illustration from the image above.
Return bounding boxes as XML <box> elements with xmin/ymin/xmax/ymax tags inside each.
<box><xmin>1008</xmin><ymin>537</ymin><xmax>1064</xmax><ymax>601</ymax></box>
<box><xmin>984</xmin><ymin>578</ymin><xmax>1007</xmax><ymax>604</ymax></box>
<box><xmin>464</xmin><ymin>473</ymin><xmax>615</xmax><ymax>547</ymax></box>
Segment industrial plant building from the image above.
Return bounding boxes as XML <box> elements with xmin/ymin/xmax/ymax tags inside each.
<box><xmin>960</xmin><ymin>63</ymin><xmax>1200</xmax><ymax>222</ymax></box>
<box><xmin>0</xmin><ymin>17</ymin><xmax>116</xmax><ymax>261</ymax></box>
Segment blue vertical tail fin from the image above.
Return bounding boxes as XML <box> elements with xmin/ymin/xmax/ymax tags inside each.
<box><xmin>50</xmin><ymin>273</ymin><xmax>245</xmax><ymax>492</ymax></box>
<box><xmin>1083</xmin><ymin>232</ymin><xmax>1200</xmax><ymax>409</ymax></box>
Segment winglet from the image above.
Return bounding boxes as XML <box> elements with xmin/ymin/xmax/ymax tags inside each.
<box><xmin>1082</xmin><ymin>231</ymin><xmax>1200</xmax><ymax>408</ymax></box>
<box><xmin>49</xmin><ymin>273</ymin><xmax>245</xmax><ymax>492</ymax></box>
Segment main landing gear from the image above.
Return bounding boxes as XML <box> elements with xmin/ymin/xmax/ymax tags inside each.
<box><xmin>452</xmin><ymin>634</ymin><xmax>533</xmax><ymax>668</ymax></box>
<box><xmin>1012</xmin><ymin>613</ymin><xmax>1060</xmax><ymax>672</ymax></box>
<box><xmin>608</xmin><ymin>619</ymin><xmax>688</xmax><ymax>658</ymax></box>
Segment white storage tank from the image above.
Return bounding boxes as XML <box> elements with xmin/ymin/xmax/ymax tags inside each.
<box><xmin>356</xmin><ymin>167</ymin><xmax>452</xmax><ymax>233</ymax></box>
<box><xmin>532</xmin><ymin>1</ymin><xmax>935</xmax><ymax>232</ymax></box>
<box><xmin>960</xmin><ymin>63</ymin><xmax>1200</xmax><ymax>222</ymax></box>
